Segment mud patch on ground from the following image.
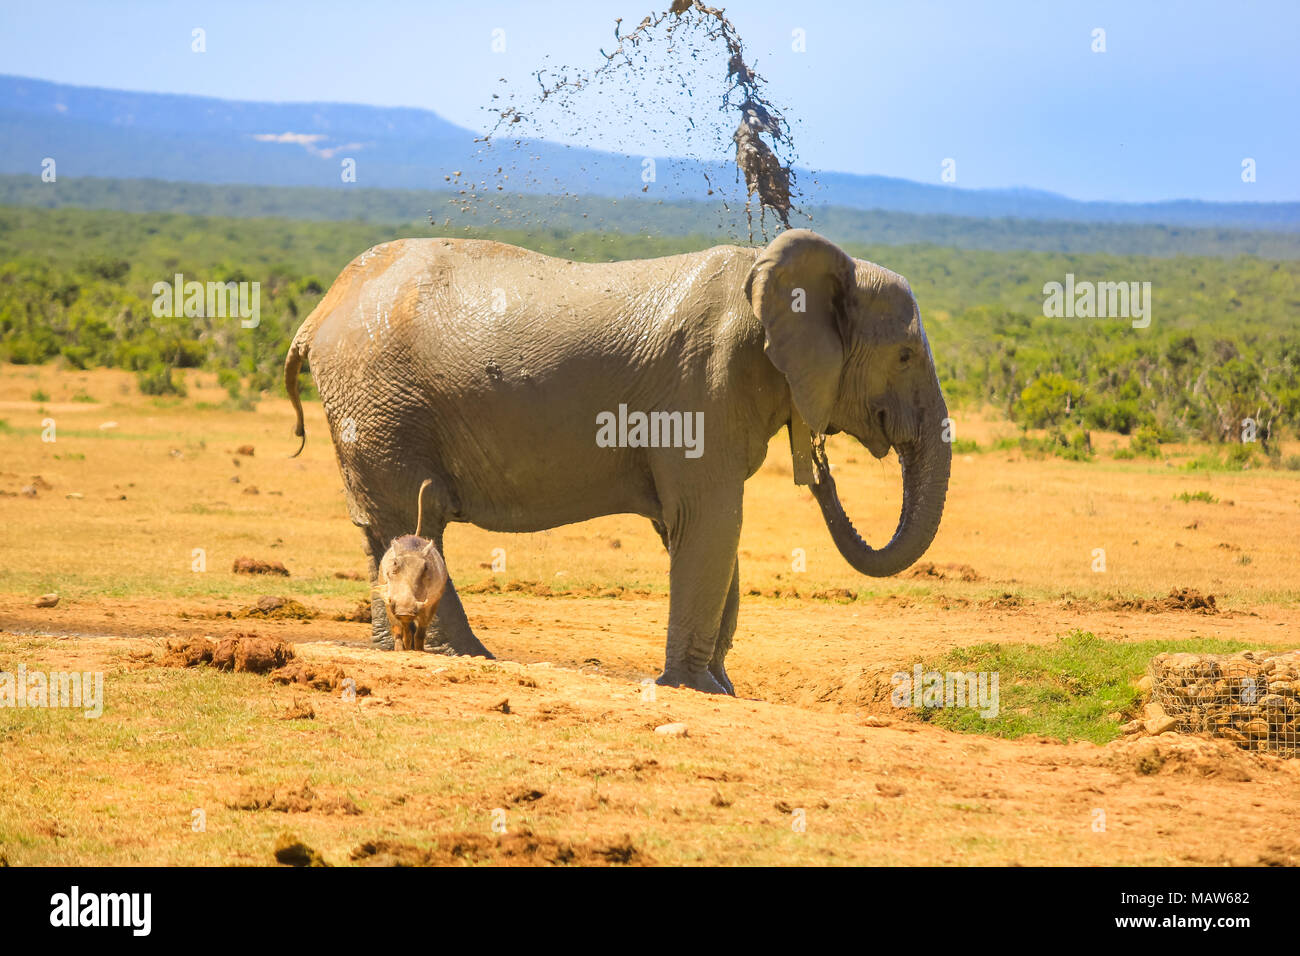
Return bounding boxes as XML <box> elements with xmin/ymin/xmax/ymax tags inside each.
<box><xmin>232</xmin><ymin>557</ymin><xmax>289</xmax><ymax>576</ymax></box>
<box><xmin>184</xmin><ymin>595</ymin><xmax>319</xmax><ymax>621</ymax></box>
<box><xmin>1109</xmin><ymin>588</ymin><xmax>1218</xmax><ymax>614</ymax></box>
<box><xmin>270</xmin><ymin>658</ymin><xmax>370</xmax><ymax>695</ymax></box>
<box><xmin>156</xmin><ymin>633</ymin><xmax>293</xmax><ymax>673</ymax></box>
<box><xmin>235</xmin><ymin>596</ymin><xmax>317</xmax><ymax>620</ymax></box>
<box><xmin>154</xmin><ymin>634</ymin><xmax>369</xmax><ymax>694</ymax></box>
<box><xmin>463</xmin><ymin>579</ymin><xmax>656</xmax><ymax>600</ymax></box>
<box><xmin>350</xmin><ymin>830</ymin><xmax>646</xmax><ymax>866</ymax></box>
<box><xmin>335</xmin><ymin>600</ymin><xmax>372</xmax><ymax>622</ymax></box>
<box><xmin>1103</xmin><ymin>734</ymin><xmax>1278</xmax><ymax>781</ymax></box>
<box><xmin>273</xmin><ymin>834</ymin><xmax>330</xmax><ymax>867</ymax></box>
<box><xmin>231</xmin><ymin>782</ymin><xmax>361</xmax><ymax>815</ymax></box>
<box><xmin>906</xmin><ymin>562</ymin><xmax>982</xmax><ymax>583</ymax></box>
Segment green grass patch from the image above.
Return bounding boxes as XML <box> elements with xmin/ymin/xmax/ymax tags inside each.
<box><xmin>913</xmin><ymin>630</ymin><xmax>1265</xmax><ymax>744</ymax></box>
<box><xmin>1174</xmin><ymin>490</ymin><xmax>1219</xmax><ymax>503</ymax></box>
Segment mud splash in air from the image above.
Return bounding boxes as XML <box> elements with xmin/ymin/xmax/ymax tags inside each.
<box><xmin>462</xmin><ymin>0</ymin><xmax>801</xmax><ymax>241</ymax></box>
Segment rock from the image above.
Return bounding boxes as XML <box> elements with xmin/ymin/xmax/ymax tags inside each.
<box><xmin>33</xmin><ymin>593</ymin><xmax>59</xmax><ymax>608</ymax></box>
<box><xmin>1242</xmin><ymin>718</ymin><xmax>1271</xmax><ymax>739</ymax></box>
<box><xmin>98</xmin><ymin>421</ymin><xmax>118</xmax><ymax>430</ymax></box>
<box><xmin>1145</xmin><ymin>715</ymin><xmax>1179</xmax><ymax>735</ymax></box>
<box><xmin>654</xmin><ymin>722</ymin><xmax>688</xmax><ymax>737</ymax></box>
<box><xmin>1143</xmin><ymin>701</ymin><xmax>1168</xmax><ymax>721</ymax></box>
<box><xmin>861</xmin><ymin>715</ymin><xmax>893</xmax><ymax>727</ymax></box>
<box><xmin>1120</xmin><ymin>719</ymin><xmax>1144</xmax><ymax>736</ymax></box>
<box><xmin>65</xmin><ymin>492</ymin><xmax>83</xmax><ymax>500</ymax></box>
<box><xmin>1136</xmin><ymin>675</ymin><xmax>1153</xmax><ymax>693</ymax></box>
<box><xmin>236</xmin><ymin>445</ymin><xmax>255</xmax><ymax>456</ymax></box>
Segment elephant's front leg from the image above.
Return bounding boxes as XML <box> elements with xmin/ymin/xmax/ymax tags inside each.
<box><xmin>708</xmin><ymin>559</ymin><xmax>740</xmax><ymax>696</ymax></box>
<box><xmin>656</xmin><ymin>491</ymin><xmax>743</xmax><ymax>695</ymax></box>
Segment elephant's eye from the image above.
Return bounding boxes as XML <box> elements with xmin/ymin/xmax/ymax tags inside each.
<box><xmin>899</xmin><ymin>347</ymin><xmax>914</xmax><ymax>364</ymax></box>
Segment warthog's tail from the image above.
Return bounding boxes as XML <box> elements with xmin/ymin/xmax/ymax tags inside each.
<box><xmin>415</xmin><ymin>479</ymin><xmax>434</xmax><ymax>538</ymax></box>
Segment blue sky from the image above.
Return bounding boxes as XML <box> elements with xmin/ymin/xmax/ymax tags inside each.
<box><xmin>1</xmin><ymin>0</ymin><xmax>1296</xmax><ymax>202</ymax></box>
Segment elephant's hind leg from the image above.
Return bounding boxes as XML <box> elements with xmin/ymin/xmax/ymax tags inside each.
<box><xmin>362</xmin><ymin>525</ymin><xmax>395</xmax><ymax>651</ymax></box>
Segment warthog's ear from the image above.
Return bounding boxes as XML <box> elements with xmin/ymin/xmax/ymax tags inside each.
<box><xmin>421</xmin><ymin>540</ymin><xmax>437</xmax><ymax>558</ymax></box>
<box><xmin>744</xmin><ymin>229</ymin><xmax>854</xmax><ymax>434</ymax></box>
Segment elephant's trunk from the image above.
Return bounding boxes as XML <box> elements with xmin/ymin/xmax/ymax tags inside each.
<box><xmin>809</xmin><ymin>409</ymin><xmax>951</xmax><ymax>578</ymax></box>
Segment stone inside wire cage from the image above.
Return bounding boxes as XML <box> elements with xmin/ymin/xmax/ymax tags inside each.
<box><xmin>1149</xmin><ymin>650</ymin><xmax>1300</xmax><ymax>757</ymax></box>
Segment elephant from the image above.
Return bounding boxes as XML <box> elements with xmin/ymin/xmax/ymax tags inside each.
<box><xmin>284</xmin><ymin>228</ymin><xmax>951</xmax><ymax>694</ymax></box>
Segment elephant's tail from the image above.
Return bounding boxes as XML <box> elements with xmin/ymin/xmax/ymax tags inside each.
<box><xmin>284</xmin><ymin>321</ymin><xmax>313</xmax><ymax>458</ymax></box>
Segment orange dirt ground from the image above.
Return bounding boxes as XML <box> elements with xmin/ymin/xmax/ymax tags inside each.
<box><xmin>0</xmin><ymin>367</ymin><xmax>1297</xmax><ymax>865</ymax></box>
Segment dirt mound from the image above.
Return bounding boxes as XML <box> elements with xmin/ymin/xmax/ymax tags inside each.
<box><xmin>462</xmin><ymin>579</ymin><xmax>655</xmax><ymax>600</ymax></box>
<box><xmin>1103</xmin><ymin>734</ymin><xmax>1273</xmax><ymax>781</ymax></box>
<box><xmin>273</xmin><ymin>834</ymin><xmax>329</xmax><ymax>867</ymax></box>
<box><xmin>350</xmin><ymin>830</ymin><xmax>646</xmax><ymax>867</ymax></box>
<box><xmin>231</xmin><ymin>782</ymin><xmax>361</xmax><ymax>815</ymax></box>
<box><xmin>335</xmin><ymin>600</ymin><xmax>371</xmax><ymax>622</ymax></box>
<box><xmin>213</xmin><ymin>635</ymin><xmax>295</xmax><ymax>673</ymax></box>
<box><xmin>157</xmin><ymin>633</ymin><xmax>293</xmax><ymax>674</ymax></box>
<box><xmin>270</xmin><ymin>659</ymin><xmax>370</xmax><ymax>696</ymax></box>
<box><xmin>157</xmin><ymin>635</ymin><xmax>219</xmax><ymax>668</ymax></box>
<box><xmin>232</xmin><ymin>557</ymin><xmax>289</xmax><ymax>576</ymax></box>
<box><xmin>154</xmin><ymin>635</ymin><xmax>371</xmax><ymax>695</ymax></box>
<box><xmin>235</xmin><ymin>595</ymin><xmax>316</xmax><ymax>620</ymax></box>
<box><xmin>1109</xmin><ymin>588</ymin><xmax>1218</xmax><ymax>613</ymax></box>
<box><xmin>981</xmin><ymin>592</ymin><xmax>1025</xmax><ymax>610</ymax></box>
<box><xmin>906</xmin><ymin>562</ymin><xmax>982</xmax><ymax>583</ymax></box>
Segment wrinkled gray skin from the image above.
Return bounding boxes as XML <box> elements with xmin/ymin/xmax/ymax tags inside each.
<box><xmin>285</xmin><ymin>229</ymin><xmax>951</xmax><ymax>693</ymax></box>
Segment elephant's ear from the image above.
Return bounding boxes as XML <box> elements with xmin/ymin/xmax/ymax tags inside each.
<box><xmin>744</xmin><ymin>229</ymin><xmax>855</xmax><ymax>433</ymax></box>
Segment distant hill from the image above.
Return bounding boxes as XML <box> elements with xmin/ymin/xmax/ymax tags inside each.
<box><xmin>3</xmin><ymin>74</ymin><xmax>1299</xmax><ymax>232</ymax></box>
<box><xmin>3</xmin><ymin>174</ymin><xmax>1299</xmax><ymax>259</ymax></box>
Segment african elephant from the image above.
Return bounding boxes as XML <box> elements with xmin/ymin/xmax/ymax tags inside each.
<box><xmin>284</xmin><ymin>229</ymin><xmax>951</xmax><ymax>694</ymax></box>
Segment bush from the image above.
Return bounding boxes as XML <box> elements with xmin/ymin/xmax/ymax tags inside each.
<box><xmin>1081</xmin><ymin>399</ymin><xmax>1140</xmax><ymax>434</ymax></box>
<box><xmin>1013</xmin><ymin>374</ymin><xmax>1084</xmax><ymax>428</ymax></box>
<box><xmin>1128</xmin><ymin>425</ymin><xmax>1163</xmax><ymax>458</ymax></box>
<box><xmin>1019</xmin><ymin>428</ymin><xmax>1094</xmax><ymax>462</ymax></box>
<box><xmin>137</xmin><ymin>363</ymin><xmax>186</xmax><ymax>397</ymax></box>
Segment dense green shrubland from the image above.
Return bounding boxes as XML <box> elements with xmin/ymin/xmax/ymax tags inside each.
<box><xmin>1</xmin><ymin>205</ymin><xmax>1295</xmax><ymax>456</ymax></box>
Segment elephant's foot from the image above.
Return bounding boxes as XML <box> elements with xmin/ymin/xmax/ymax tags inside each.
<box><xmin>430</xmin><ymin>631</ymin><xmax>495</xmax><ymax>659</ymax></box>
<box><xmin>370</xmin><ymin>626</ymin><xmax>395</xmax><ymax>652</ymax></box>
<box><xmin>707</xmin><ymin>657</ymin><xmax>736</xmax><ymax>697</ymax></box>
<box><xmin>656</xmin><ymin>667</ymin><xmax>729</xmax><ymax>695</ymax></box>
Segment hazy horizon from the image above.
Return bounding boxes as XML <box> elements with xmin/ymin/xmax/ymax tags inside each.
<box><xmin>1</xmin><ymin>0</ymin><xmax>1296</xmax><ymax>203</ymax></box>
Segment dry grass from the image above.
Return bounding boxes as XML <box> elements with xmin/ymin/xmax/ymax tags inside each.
<box><xmin>1</xmin><ymin>367</ymin><xmax>1298</xmax><ymax>866</ymax></box>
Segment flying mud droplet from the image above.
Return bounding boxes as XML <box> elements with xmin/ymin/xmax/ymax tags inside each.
<box><xmin>460</xmin><ymin>0</ymin><xmax>803</xmax><ymax>243</ymax></box>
